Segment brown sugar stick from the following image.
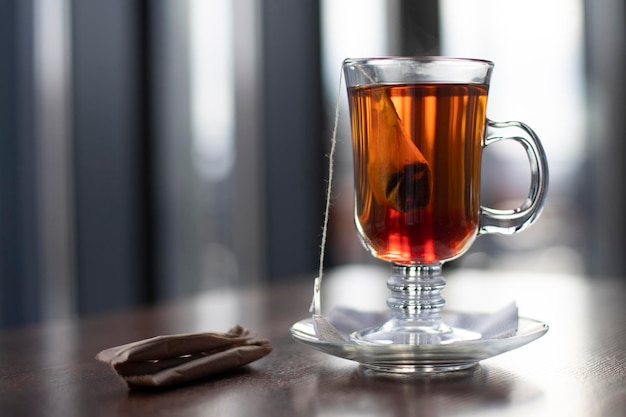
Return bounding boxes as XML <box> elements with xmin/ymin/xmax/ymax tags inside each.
<box><xmin>121</xmin><ymin>342</ymin><xmax>272</xmax><ymax>388</ymax></box>
<box><xmin>96</xmin><ymin>325</ymin><xmax>272</xmax><ymax>388</ymax></box>
<box><xmin>96</xmin><ymin>325</ymin><xmax>256</xmax><ymax>365</ymax></box>
<box><xmin>368</xmin><ymin>89</ymin><xmax>432</xmax><ymax>212</ymax></box>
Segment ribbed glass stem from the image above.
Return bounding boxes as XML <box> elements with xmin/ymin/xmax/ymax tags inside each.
<box><xmin>351</xmin><ymin>263</ymin><xmax>481</xmax><ymax>345</ymax></box>
<box><xmin>387</xmin><ymin>264</ymin><xmax>446</xmax><ymax>328</ymax></box>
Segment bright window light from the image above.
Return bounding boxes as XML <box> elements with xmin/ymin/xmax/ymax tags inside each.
<box><xmin>189</xmin><ymin>0</ymin><xmax>235</xmax><ymax>182</ymax></box>
<box><xmin>440</xmin><ymin>0</ymin><xmax>586</xmax><ymax>191</ymax></box>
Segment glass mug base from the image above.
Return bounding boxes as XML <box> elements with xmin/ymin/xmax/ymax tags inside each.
<box><xmin>351</xmin><ymin>322</ymin><xmax>482</xmax><ymax>346</ymax></box>
<box><xmin>359</xmin><ymin>360</ymin><xmax>479</xmax><ymax>375</ymax></box>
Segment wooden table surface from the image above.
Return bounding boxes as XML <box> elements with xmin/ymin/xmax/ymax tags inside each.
<box><xmin>1</xmin><ymin>265</ymin><xmax>625</xmax><ymax>417</ymax></box>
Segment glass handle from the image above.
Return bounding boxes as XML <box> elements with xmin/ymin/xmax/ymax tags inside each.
<box><xmin>479</xmin><ymin>120</ymin><xmax>549</xmax><ymax>235</ymax></box>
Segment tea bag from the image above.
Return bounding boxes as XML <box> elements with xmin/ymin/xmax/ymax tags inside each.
<box><xmin>96</xmin><ymin>325</ymin><xmax>271</xmax><ymax>388</ymax></box>
<box><xmin>368</xmin><ymin>89</ymin><xmax>432</xmax><ymax>212</ymax></box>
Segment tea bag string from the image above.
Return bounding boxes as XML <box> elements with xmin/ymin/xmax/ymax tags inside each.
<box><xmin>310</xmin><ymin>63</ymin><xmax>380</xmax><ymax>316</ymax></box>
<box><xmin>310</xmin><ymin>68</ymin><xmax>343</xmax><ymax>316</ymax></box>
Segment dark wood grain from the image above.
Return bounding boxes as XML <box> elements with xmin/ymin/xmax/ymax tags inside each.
<box><xmin>0</xmin><ymin>267</ymin><xmax>624</xmax><ymax>417</ymax></box>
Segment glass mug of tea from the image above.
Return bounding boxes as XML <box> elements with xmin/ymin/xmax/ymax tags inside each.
<box><xmin>343</xmin><ymin>57</ymin><xmax>549</xmax><ymax>346</ymax></box>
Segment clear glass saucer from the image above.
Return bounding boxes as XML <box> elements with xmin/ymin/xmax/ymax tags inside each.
<box><xmin>290</xmin><ymin>314</ymin><xmax>548</xmax><ymax>374</ymax></box>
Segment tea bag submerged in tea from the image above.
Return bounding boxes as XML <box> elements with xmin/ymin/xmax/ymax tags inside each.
<box><xmin>368</xmin><ymin>89</ymin><xmax>432</xmax><ymax>212</ymax></box>
<box><xmin>96</xmin><ymin>325</ymin><xmax>271</xmax><ymax>388</ymax></box>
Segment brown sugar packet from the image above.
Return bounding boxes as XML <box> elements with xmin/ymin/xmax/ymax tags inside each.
<box><xmin>96</xmin><ymin>325</ymin><xmax>271</xmax><ymax>388</ymax></box>
<box><xmin>367</xmin><ymin>88</ymin><xmax>432</xmax><ymax>212</ymax></box>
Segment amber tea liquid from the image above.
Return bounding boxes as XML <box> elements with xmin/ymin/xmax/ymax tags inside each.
<box><xmin>348</xmin><ymin>83</ymin><xmax>488</xmax><ymax>264</ymax></box>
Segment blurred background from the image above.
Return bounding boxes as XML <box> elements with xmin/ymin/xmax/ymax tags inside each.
<box><xmin>1</xmin><ymin>0</ymin><xmax>624</xmax><ymax>328</ymax></box>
